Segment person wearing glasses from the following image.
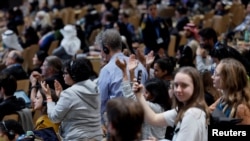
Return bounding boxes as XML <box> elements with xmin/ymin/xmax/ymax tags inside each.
<box><xmin>29</xmin><ymin>56</ymin><xmax>68</xmax><ymax>105</ymax></box>
<box><xmin>41</xmin><ymin>58</ymin><xmax>102</xmax><ymax>140</ymax></box>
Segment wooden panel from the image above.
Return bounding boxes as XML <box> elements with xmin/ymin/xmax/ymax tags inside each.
<box><xmin>17</xmin><ymin>79</ymin><xmax>30</xmax><ymax>94</ymax></box>
<box><xmin>168</xmin><ymin>35</ymin><xmax>176</xmax><ymax>57</ymax></box>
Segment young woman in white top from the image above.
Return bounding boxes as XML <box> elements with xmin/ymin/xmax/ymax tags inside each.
<box><xmin>133</xmin><ymin>66</ymin><xmax>210</xmax><ymax>141</ymax></box>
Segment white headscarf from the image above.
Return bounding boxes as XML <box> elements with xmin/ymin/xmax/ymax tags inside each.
<box><xmin>33</xmin><ymin>10</ymin><xmax>51</xmax><ymax>29</ymax></box>
<box><xmin>2</xmin><ymin>30</ymin><xmax>23</xmax><ymax>51</ymax></box>
<box><xmin>60</xmin><ymin>25</ymin><xmax>80</xmax><ymax>56</ymax></box>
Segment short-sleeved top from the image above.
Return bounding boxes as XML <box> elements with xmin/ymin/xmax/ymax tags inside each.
<box><xmin>163</xmin><ymin>108</ymin><xmax>207</xmax><ymax>141</ymax></box>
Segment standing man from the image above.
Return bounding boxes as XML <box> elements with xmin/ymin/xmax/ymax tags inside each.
<box><xmin>97</xmin><ymin>29</ymin><xmax>148</xmax><ymax>135</ymax></box>
<box><xmin>141</xmin><ymin>1</ymin><xmax>170</xmax><ymax>56</ymax></box>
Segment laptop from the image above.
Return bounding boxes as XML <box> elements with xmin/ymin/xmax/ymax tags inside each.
<box><xmin>14</xmin><ymin>90</ymin><xmax>31</xmax><ymax>108</ymax></box>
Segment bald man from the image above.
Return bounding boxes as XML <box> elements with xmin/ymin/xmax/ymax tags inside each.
<box><xmin>1</xmin><ymin>50</ymin><xmax>28</xmax><ymax>80</ymax></box>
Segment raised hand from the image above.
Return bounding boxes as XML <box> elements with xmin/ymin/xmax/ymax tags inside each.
<box><xmin>115</xmin><ymin>57</ymin><xmax>127</xmax><ymax>72</ymax></box>
<box><xmin>146</xmin><ymin>50</ymin><xmax>155</xmax><ymax>67</ymax></box>
<box><xmin>29</xmin><ymin>71</ymin><xmax>41</xmax><ymax>86</ymax></box>
<box><xmin>128</xmin><ymin>54</ymin><xmax>138</xmax><ymax>71</ymax></box>
<box><xmin>41</xmin><ymin>81</ymin><xmax>51</xmax><ymax>98</ymax></box>
<box><xmin>54</xmin><ymin>80</ymin><xmax>63</xmax><ymax>97</ymax></box>
<box><xmin>136</xmin><ymin>47</ymin><xmax>146</xmax><ymax>67</ymax></box>
<box><xmin>132</xmin><ymin>78</ymin><xmax>144</xmax><ymax>96</ymax></box>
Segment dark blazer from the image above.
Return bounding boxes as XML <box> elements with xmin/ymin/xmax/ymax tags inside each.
<box><xmin>176</xmin><ymin>16</ymin><xmax>189</xmax><ymax>32</ymax></box>
<box><xmin>141</xmin><ymin>15</ymin><xmax>170</xmax><ymax>54</ymax></box>
<box><xmin>2</xmin><ymin>64</ymin><xmax>28</xmax><ymax>80</ymax></box>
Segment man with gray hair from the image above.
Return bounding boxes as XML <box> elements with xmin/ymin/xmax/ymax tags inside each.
<box><xmin>29</xmin><ymin>55</ymin><xmax>68</xmax><ymax>103</ymax></box>
<box><xmin>97</xmin><ymin>29</ymin><xmax>148</xmax><ymax>135</ymax></box>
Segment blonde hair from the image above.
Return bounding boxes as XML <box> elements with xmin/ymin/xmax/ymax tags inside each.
<box><xmin>219</xmin><ymin>58</ymin><xmax>250</xmax><ymax>118</ymax></box>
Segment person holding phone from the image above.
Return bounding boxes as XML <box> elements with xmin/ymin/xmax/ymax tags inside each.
<box><xmin>133</xmin><ymin>66</ymin><xmax>210</xmax><ymax>141</ymax></box>
<box><xmin>116</xmin><ymin>56</ymin><xmax>171</xmax><ymax>140</ymax></box>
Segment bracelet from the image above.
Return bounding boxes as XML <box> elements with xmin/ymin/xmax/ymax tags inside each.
<box><xmin>31</xmin><ymin>86</ymin><xmax>37</xmax><ymax>89</ymax></box>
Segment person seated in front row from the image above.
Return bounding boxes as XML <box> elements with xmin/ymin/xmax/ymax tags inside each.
<box><xmin>105</xmin><ymin>97</ymin><xmax>144</xmax><ymax>141</ymax></box>
<box><xmin>0</xmin><ymin>120</ymin><xmax>25</xmax><ymax>141</ymax></box>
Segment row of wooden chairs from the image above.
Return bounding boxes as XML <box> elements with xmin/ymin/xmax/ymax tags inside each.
<box><xmin>22</xmin><ymin>40</ymin><xmax>60</xmax><ymax>72</ymax></box>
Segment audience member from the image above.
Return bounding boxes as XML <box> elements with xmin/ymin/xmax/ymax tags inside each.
<box><xmin>173</xmin><ymin>6</ymin><xmax>189</xmax><ymax>33</ymax></box>
<box><xmin>30</xmin><ymin>50</ymin><xmax>48</xmax><ymax>74</ymax></box>
<box><xmin>2</xmin><ymin>50</ymin><xmax>28</xmax><ymax>80</ymax></box>
<box><xmin>133</xmin><ymin>66</ymin><xmax>209</xmax><ymax>141</ymax></box>
<box><xmin>196</xmin><ymin>27</ymin><xmax>218</xmax><ymax>73</ymax></box>
<box><xmin>51</xmin><ymin>17</ymin><xmax>64</xmax><ymax>41</ymax></box>
<box><xmin>106</xmin><ymin>97</ymin><xmax>144</xmax><ymax>141</ymax></box>
<box><xmin>116</xmin><ymin>57</ymin><xmax>171</xmax><ymax>140</ymax></box>
<box><xmin>200</xmin><ymin>70</ymin><xmax>221</xmax><ymax>106</ymax></box>
<box><xmin>209</xmin><ymin>43</ymin><xmax>250</xmax><ymax>76</ymax></box>
<box><xmin>38</xmin><ymin>25</ymin><xmax>54</xmax><ymax>52</ymax></box>
<box><xmin>76</xmin><ymin>24</ymin><xmax>89</xmax><ymax>53</ymax></box>
<box><xmin>2</xmin><ymin>30</ymin><xmax>23</xmax><ymax>51</ymax></box>
<box><xmin>181</xmin><ymin>23</ymin><xmax>200</xmax><ymax>59</ymax></box>
<box><xmin>210</xmin><ymin>58</ymin><xmax>250</xmax><ymax>124</ymax></box>
<box><xmin>153</xmin><ymin>57</ymin><xmax>176</xmax><ymax>81</ymax></box>
<box><xmin>115</xmin><ymin>11</ymin><xmax>137</xmax><ymax>54</ymax></box>
<box><xmin>0</xmin><ymin>120</ymin><xmax>25</xmax><ymax>141</ymax></box>
<box><xmin>0</xmin><ymin>73</ymin><xmax>25</xmax><ymax>120</ymax></box>
<box><xmin>32</xmin><ymin>10</ymin><xmax>51</xmax><ymax>32</ymax></box>
<box><xmin>98</xmin><ymin>29</ymin><xmax>148</xmax><ymax>132</ymax></box>
<box><xmin>20</xmin><ymin>26</ymin><xmax>39</xmax><ymax>48</ymax></box>
<box><xmin>141</xmin><ymin>1</ymin><xmax>170</xmax><ymax>55</ymax></box>
<box><xmin>101</xmin><ymin>11</ymin><xmax>115</xmax><ymax>30</ymax></box>
<box><xmin>33</xmin><ymin>86</ymin><xmax>59</xmax><ymax>132</ymax></box>
<box><xmin>6</xmin><ymin>8</ymin><xmax>24</xmax><ymax>36</ymax></box>
<box><xmin>52</xmin><ymin>24</ymin><xmax>80</xmax><ymax>61</ymax></box>
<box><xmin>30</xmin><ymin>56</ymin><xmax>68</xmax><ymax>102</ymax></box>
<box><xmin>214</xmin><ymin>1</ymin><xmax>226</xmax><ymax>16</ymax></box>
<box><xmin>41</xmin><ymin>58</ymin><xmax>102</xmax><ymax>140</ymax></box>
<box><xmin>234</xmin><ymin>3</ymin><xmax>250</xmax><ymax>32</ymax></box>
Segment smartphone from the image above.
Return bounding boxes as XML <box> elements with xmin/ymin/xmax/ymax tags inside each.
<box><xmin>137</xmin><ymin>70</ymin><xmax>142</xmax><ymax>84</ymax></box>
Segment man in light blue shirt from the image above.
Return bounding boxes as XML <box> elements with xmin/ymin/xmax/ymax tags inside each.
<box><xmin>97</xmin><ymin>29</ymin><xmax>148</xmax><ymax>129</ymax></box>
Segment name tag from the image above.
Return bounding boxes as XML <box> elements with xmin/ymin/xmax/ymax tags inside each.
<box><xmin>157</xmin><ymin>38</ymin><xmax>163</xmax><ymax>44</ymax></box>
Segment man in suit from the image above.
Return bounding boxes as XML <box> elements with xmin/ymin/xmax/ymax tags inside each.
<box><xmin>141</xmin><ymin>1</ymin><xmax>170</xmax><ymax>56</ymax></box>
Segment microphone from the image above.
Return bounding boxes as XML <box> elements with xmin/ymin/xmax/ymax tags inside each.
<box><xmin>34</xmin><ymin>120</ymin><xmax>44</xmax><ymax>130</ymax></box>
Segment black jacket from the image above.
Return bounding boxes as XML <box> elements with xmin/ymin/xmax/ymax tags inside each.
<box><xmin>141</xmin><ymin>16</ymin><xmax>170</xmax><ymax>53</ymax></box>
<box><xmin>0</xmin><ymin>96</ymin><xmax>26</xmax><ymax>120</ymax></box>
<box><xmin>2</xmin><ymin>64</ymin><xmax>28</xmax><ymax>80</ymax></box>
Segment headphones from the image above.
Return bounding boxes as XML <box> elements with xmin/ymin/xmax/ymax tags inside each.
<box><xmin>2</xmin><ymin>121</ymin><xmax>15</xmax><ymax>140</ymax></box>
<box><xmin>102</xmin><ymin>41</ymin><xmax>110</xmax><ymax>55</ymax></box>
<box><xmin>69</xmin><ymin>60</ymin><xmax>77</xmax><ymax>81</ymax></box>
